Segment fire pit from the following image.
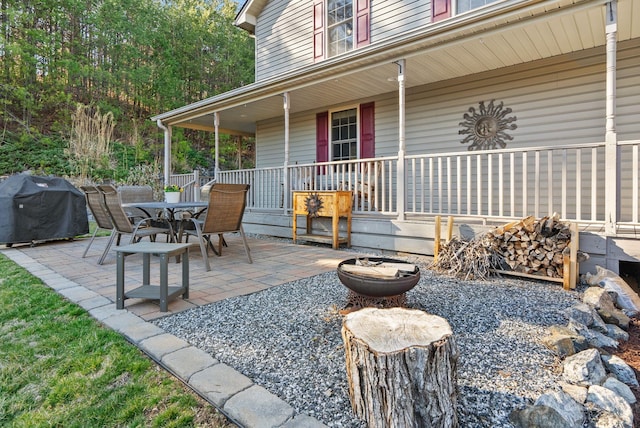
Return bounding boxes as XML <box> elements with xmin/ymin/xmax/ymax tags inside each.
<box><xmin>337</xmin><ymin>257</ymin><xmax>420</xmax><ymax>309</ymax></box>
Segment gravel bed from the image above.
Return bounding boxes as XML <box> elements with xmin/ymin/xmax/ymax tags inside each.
<box><xmin>154</xmin><ymin>255</ymin><xmax>583</xmax><ymax>427</ymax></box>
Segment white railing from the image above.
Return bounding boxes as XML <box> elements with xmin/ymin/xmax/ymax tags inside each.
<box><xmin>210</xmin><ymin>140</ymin><xmax>640</xmax><ymax>231</ymax></box>
<box><xmin>617</xmin><ymin>140</ymin><xmax>640</xmax><ymax>227</ymax></box>
<box><xmin>405</xmin><ymin>144</ymin><xmax>608</xmax><ymax>222</ymax></box>
<box><xmin>288</xmin><ymin>158</ymin><xmax>397</xmax><ymax>213</ymax></box>
<box><xmin>216</xmin><ymin>158</ymin><xmax>396</xmax><ymax>214</ymax></box>
<box><xmin>167</xmin><ymin>170</ymin><xmax>199</xmax><ymax>202</ymax></box>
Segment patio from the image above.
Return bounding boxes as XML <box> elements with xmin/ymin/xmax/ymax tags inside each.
<box><xmin>2</xmin><ymin>233</ymin><xmax>358</xmax><ymax>321</ymax></box>
<box><xmin>4</xmin><ymin>232</ymin><xmax>637</xmax><ymax>427</ymax></box>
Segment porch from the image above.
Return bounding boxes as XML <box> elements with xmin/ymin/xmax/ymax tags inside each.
<box><xmin>183</xmin><ymin>139</ymin><xmax>640</xmax><ymax>274</ymax></box>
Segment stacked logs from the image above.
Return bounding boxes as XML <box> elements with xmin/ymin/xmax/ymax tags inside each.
<box><xmin>487</xmin><ymin>213</ymin><xmax>571</xmax><ymax>278</ymax></box>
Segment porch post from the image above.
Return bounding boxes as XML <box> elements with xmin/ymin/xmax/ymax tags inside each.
<box><xmin>283</xmin><ymin>92</ymin><xmax>290</xmax><ymax>214</ymax></box>
<box><xmin>157</xmin><ymin>119</ymin><xmax>172</xmax><ymax>185</ymax></box>
<box><xmin>604</xmin><ymin>0</ymin><xmax>618</xmax><ymax>236</ymax></box>
<box><xmin>214</xmin><ymin>112</ymin><xmax>220</xmax><ymax>181</ymax></box>
<box><xmin>395</xmin><ymin>59</ymin><xmax>406</xmax><ymax>221</ymax></box>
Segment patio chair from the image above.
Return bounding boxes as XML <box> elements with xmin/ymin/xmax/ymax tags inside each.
<box><xmin>199</xmin><ymin>178</ymin><xmax>216</xmax><ymax>201</ymax></box>
<box><xmin>80</xmin><ymin>185</ymin><xmax>114</xmax><ymax>258</ymax></box>
<box><xmin>180</xmin><ymin>186</ymin><xmax>252</xmax><ymax>271</ymax></box>
<box><xmin>97</xmin><ymin>184</ymin><xmax>175</xmax><ymax>265</ymax></box>
<box><xmin>117</xmin><ymin>185</ymin><xmax>158</xmax><ymax>221</ymax></box>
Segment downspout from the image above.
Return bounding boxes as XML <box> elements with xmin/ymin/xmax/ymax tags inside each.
<box><xmin>395</xmin><ymin>59</ymin><xmax>406</xmax><ymax>221</ymax></box>
<box><xmin>604</xmin><ymin>0</ymin><xmax>618</xmax><ymax>237</ymax></box>
<box><xmin>157</xmin><ymin>119</ymin><xmax>171</xmax><ymax>186</ymax></box>
<box><xmin>283</xmin><ymin>92</ymin><xmax>290</xmax><ymax>214</ymax></box>
<box><xmin>214</xmin><ymin>112</ymin><xmax>220</xmax><ymax>181</ymax></box>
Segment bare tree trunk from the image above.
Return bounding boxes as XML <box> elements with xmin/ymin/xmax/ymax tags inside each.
<box><xmin>342</xmin><ymin>307</ymin><xmax>459</xmax><ymax>428</ymax></box>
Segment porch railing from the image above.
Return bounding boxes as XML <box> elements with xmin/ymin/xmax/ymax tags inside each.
<box><xmin>167</xmin><ymin>170</ymin><xmax>199</xmax><ymax>202</ymax></box>
<box><xmin>210</xmin><ymin>139</ymin><xmax>640</xmax><ymax>231</ymax></box>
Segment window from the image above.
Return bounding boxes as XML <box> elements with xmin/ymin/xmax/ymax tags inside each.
<box><xmin>316</xmin><ymin>102</ymin><xmax>374</xmax><ymax>163</ymax></box>
<box><xmin>314</xmin><ymin>0</ymin><xmax>369</xmax><ymax>61</ymax></box>
<box><xmin>457</xmin><ymin>0</ymin><xmax>499</xmax><ymax>14</ymax></box>
<box><xmin>432</xmin><ymin>0</ymin><xmax>499</xmax><ymax>21</ymax></box>
<box><xmin>327</xmin><ymin>0</ymin><xmax>353</xmax><ymax>57</ymax></box>
<box><xmin>331</xmin><ymin>108</ymin><xmax>358</xmax><ymax>161</ymax></box>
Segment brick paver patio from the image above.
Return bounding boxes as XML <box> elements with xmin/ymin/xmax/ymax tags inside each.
<box><xmin>3</xmin><ymin>234</ymin><xmax>357</xmax><ymax>320</ymax></box>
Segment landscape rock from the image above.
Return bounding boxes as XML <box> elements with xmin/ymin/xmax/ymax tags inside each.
<box><xmin>547</xmin><ymin>325</ymin><xmax>589</xmax><ymax>353</ymax></box>
<box><xmin>508</xmin><ymin>405</ymin><xmax>572</xmax><ymax>428</ymax></box>
<box><xmin>590</xmin><ymin>307</ymin><xmax>611</xmax><ymax>333</ymax></box>
<box><xmin>602</xmin><ymin>377</ymin><xmax>637</xmax><ymax>404</ymax></box>
<box><xmin>598</xmin><ymin>307</ymin><xmax>631</xmax><ymax>330</ymax></box>
<box><xmin>594</xmin><ymin>411</ymin><xmax>629</xmax><ymax>428</ymax></box>
<box><xmin>567</xmin><ymin>320</ymin><xmax>619</xmax><ymax>349</ymax></box>
<box><xmin>584</xmin><ymin>286</ymin><xmax>617</xmax><ymax>312</ymax></box>
<box><xmin>601</xmin><ymin>354</ymin><xmax>639</xmax><ymax>387</ymax></box>
<box><xmin>564</xmin><ymin>303</ymin><xmax>595</xmax><ymax>326</ymax></box>
<box><xmin>583</xmin><ymin>286</ymin><xmax>632</xmax><ymax>329</ymax></box>
<box><xmin>534</xmin><ymin>390</ymin><xmax>584</xmax><ymax>427</ymax></box>
<box><xmin>563</xmin><ymin>348</ymin><xmax>607</xmax><ymax>386</ymax></box>
<box><xmin>541</xmin><ymin>330</ymin><xmax>575</xmax><ymax>357</ymax></box>
<box><xmin>605</xmin><ymin>324</ymin><xmax>629</xmax><ymax>342</ymax></box>
<box><xmin>587</xmin><ymin>385</ymin><xmax>634</xmax><ymax>428</ymax></box>
<box><xmin>559</xmin><ymin>381</ymin><xmax>588</xmax><ymax>404</ymax></box>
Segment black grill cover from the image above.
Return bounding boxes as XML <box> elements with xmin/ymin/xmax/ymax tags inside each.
<box><xmin>0</xmin><ymin>174</ymin><xmax>89</xmax><ymax>244</ymax></box>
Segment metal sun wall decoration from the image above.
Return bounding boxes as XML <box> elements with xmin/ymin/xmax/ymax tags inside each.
<box><xmin>458</xmin><ymin>99</ymin><xmax>517</xmax><ymax>150</ymax></box>
<box><xmin>305</xmin><ymin>193</ymin><xmax>323</xmax><ymax>217</ymax></box>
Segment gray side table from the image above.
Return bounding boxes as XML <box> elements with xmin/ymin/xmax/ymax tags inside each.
<box><xmin>115</xmin><ymin>242</ymin><xmax>191</xmax><ymax>312</ymax></box>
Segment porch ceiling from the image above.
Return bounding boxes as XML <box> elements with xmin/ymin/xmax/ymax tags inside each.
<box><xmin>155</xmin><ymin>0</ymin><xmax>638</xmax><ymax>136</ymax></box>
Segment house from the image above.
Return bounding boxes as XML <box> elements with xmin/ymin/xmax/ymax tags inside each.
<box><xmin>151</xmin><ymin>0</ymin><xmax>640</xmax><ymax>279</ymax></box>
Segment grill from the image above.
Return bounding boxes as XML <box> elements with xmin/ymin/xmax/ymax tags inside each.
<box><xmin>0</xmin><ymin>174</ymin><xmax>89</xmax><ymax>246</ymax></box>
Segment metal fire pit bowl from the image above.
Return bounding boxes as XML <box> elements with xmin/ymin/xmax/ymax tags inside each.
<box><xmin>337</xmin><ymin>257</ymin><xmax>420</xmax><ymax>298</ymax></box>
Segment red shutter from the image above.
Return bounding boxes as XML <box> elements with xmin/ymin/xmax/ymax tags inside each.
<box><xmin>356</xmin><ymin>0</ymin><xmax>370</xmax><ymax>47</ymax></box>
<box><xmin>316</xmin><ymin>111</ymin><xmax>329</xmax><ymax>166</ymax></box>
<box><xmin>360</xmin><ymin>102</ymin><xmax>375</xmax><ymax>159</ymax></box>
<box><xmin>313</xmin><ymin>1</ymin><xmax>324</xmax><ymax>61</ymax></box>
<box><xmin>432</xmin><ymin>0</ymin><xmax>451</xmax><ymax>22</ymax></box>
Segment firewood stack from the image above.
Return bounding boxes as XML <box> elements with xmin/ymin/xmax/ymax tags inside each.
<box><xmin>487</xmin><ymin>213</ymin><xmax>571</xmax><ymax>278</ymax></box>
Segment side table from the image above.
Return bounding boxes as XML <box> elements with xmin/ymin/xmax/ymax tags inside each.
<box><xmin>115</xmin><ymin>242</ymin><xmax>191</xmax><ymax>312</ymax></box>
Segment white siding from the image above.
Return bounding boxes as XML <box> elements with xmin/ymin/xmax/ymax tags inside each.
<box><xmin>370</xmin><ymin>0</ymin><xmax>431</xmax><ymax>42</ymax></box>
<box><xmin>255</xmin><ymin>1</ymin><xmax>315</xmax><ymax>82</ymax></box>
<box><xmin>256</xmin><ymin>113</ymin><xmax>317</xmax><ymax>168</ymax></box>
<box><xmin>395</xmin><ymin>42</ymin><xmax>639</xmax><ymax>155</ymax></box>
<box><xmin>255</xmin><ymin>42</ymin><xmax>639</xmax><ymax>169</ymax></box>
<box><xmin>255</xmin><ymin>0</ymin><xmax>433</xmax><ymax>81</ymax></box>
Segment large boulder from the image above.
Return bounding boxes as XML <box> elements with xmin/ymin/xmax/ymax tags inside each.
<box><xmin>563</xmin><ymin>349</ymin><xmax>607</xmax><ymax>386</ymax></box>
<box><xmin>587</xmin><ymin>385</ymin><xmax>634</xmax><ymax>428</ymax></box>
<box><xmin>601</xmin><ymin>354</ymin><xmax>639</xmax><ymax>387</ymax></box>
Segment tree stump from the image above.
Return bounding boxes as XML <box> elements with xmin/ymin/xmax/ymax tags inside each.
<box><xmin>342</xmin><ymin>307</ymin><xmax>458</xmax><ymax>428</ymax></box>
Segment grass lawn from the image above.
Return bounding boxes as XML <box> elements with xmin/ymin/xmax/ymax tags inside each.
<box><xmin>0</xmin><ymin>253</ymin><xmax>233</xmax><ymax>427</ymax></box>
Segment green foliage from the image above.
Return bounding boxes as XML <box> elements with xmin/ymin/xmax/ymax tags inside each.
<box><xmin>1</xmin><ymin>0</ymin><xmax>255</xmax><ymax>176</ymax></box>
<box><xmin>0</xmin><ymin>254</ymin><xmax>230</xmax><ymax>427</ymax></box>
<box><xmin>0</xmin><ymin>131</ymin><xmax>73</xmax><ymax>176</ymax></box>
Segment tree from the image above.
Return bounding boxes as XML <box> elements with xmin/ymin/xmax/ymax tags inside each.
<box><xmin>0</xmin><ymin>0</ymin><xmax>255</xmax><ymax>178</ymax></box>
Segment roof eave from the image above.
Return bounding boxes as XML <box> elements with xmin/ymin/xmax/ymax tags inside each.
<box><xmin>153</xmin><ymin>0</ymin><xmax>603</xmax><ymax>126</ymax></box>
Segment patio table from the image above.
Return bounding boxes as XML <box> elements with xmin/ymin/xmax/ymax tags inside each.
<box><xmin>121</xmin><ymin>201</ymin><xmax>208</xmax><ymax>221</ymax></box>
<box><xmin>121</xmin><ymin>201</ymin><xmax>209</xmax><ymax>242</ymax></box>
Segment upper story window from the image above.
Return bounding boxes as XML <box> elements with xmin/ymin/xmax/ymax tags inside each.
<box><xmin>432</xmin><ymin>0</ymin><xmax>500</xmax><ymax>22</ymax></box>
<box><xmin>327</xmin><ymin>0</ymin><xmax>353</xmax><ymax>57</ymax></box>
<box><xmin>457</xmin><ymin>0</ymin><xmax>499</xmax><ymax>14</ymax></box>
<box><xmin>314</xmin><ymin>0</ymin><xmax>370</xmax><ymax>61</ymax></box>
